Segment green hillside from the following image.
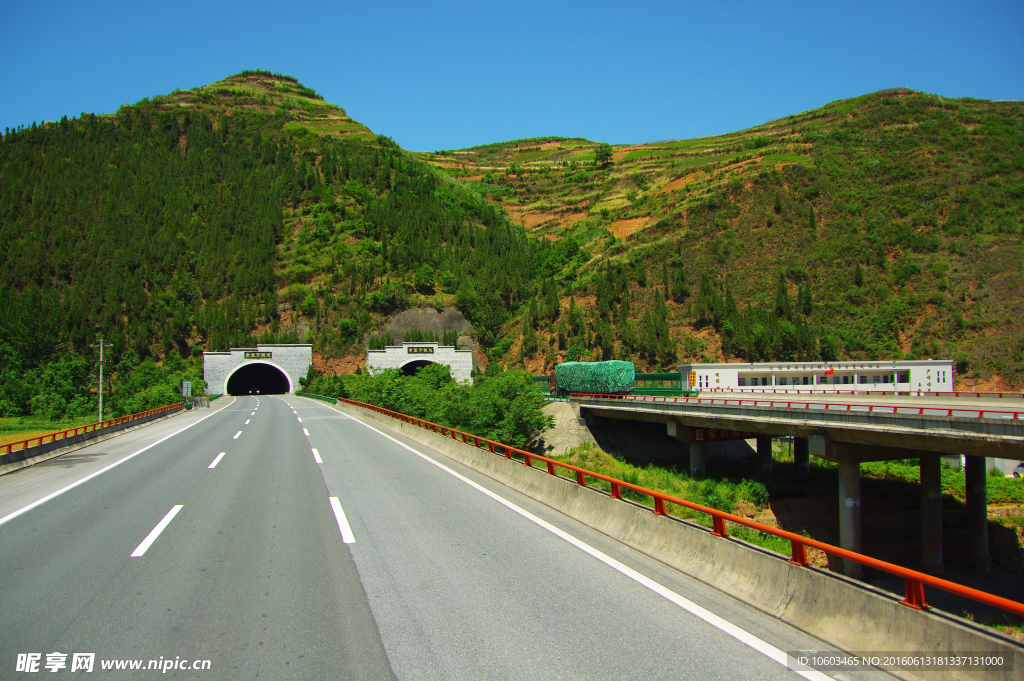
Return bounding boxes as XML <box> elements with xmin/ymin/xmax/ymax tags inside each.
<box><xmin>1</xmin><ymin>77</ymin><xmax>1022</xmax><ymax>423</ymax></box>
<box><xmin>0</xmin><ymin>71</ymin><xmax>543</xmax><ymax>418</ymax></box>
<box><xmin>424</xmin><ymin>89</ymin><xmax>1024</xmax><ymax>387</ymax></box>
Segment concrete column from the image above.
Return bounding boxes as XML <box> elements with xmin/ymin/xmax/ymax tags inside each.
<box><xmin>838</xmin><ymin>462</ymin><xmax>863</xmax><ymax>580</ymax></box>
<box><xmin>793</xmin><ymin>437</ymin><xmax>810</xmax><ymax>478</ymax></box>
<box><xmin>965</xmin><ymin>456</ymin><xmax>990</xmax><ymax>572</ymax></box>
<box><xmin>756</xmin><ymin>436</ymin><xmax>773</xmax><ymax>479</ymax></box>
<box><xmin>689</xmin><ymin>441</ymin><xmax>706</xmax><ymax>478</ymax></box>
<box><xmin>919</xmin><ymin>454</ymin><xmax>944</xmax><ymax>575</ymax></box>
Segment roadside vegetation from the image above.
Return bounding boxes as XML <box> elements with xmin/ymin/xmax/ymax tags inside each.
<box><xmin>549</xmin><ymin>441</ymin><xmax>792</xmax><ymax>555</ymax></box>
<box><xmin>301</xmin><ymin>363</ymin><xmax>552</xmax><ymax>448</ymax></box>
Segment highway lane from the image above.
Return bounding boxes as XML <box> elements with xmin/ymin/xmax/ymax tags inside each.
<box><xmin>0</xmin><ymin>395</ymin><xmax>393</xmax><ymax>679</ymax></box>
<box><xmin>0</xmin><ymin>391</ymin><xmax>895</xmax><ymax>679</ymax></box>
<box><xmin>287</xmin><ymin>396</ymin><xmax>894</xmax><ymax>681</ymax></box>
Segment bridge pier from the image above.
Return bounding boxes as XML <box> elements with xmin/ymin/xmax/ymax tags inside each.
<box><xmin>688</xmin><ymin>441</ymin><xmax>706</xmax><ymax>478</ymax></box>
<box><xmin>793</xmin><ymin>437</ymin><xmax>810</xmax><ymax>478</ymax></box>
<box><xmin>965</xmin><ymin>456</ymin><xmax>990</xmax><ymax>572</ymax></box>
<box><xmin>838</xmin><ymin>462</ymin><xmax>863</xmax><ymax>579</ymax></box>
<box><xmin>756</xmin><ymin>436</ymin><xmax>773</xmax><ymax>480</ymax></box>
<box><xmin>920</xmin><ymin>454</ymin><xmax>944</xmax><ymax>575</ymax></box>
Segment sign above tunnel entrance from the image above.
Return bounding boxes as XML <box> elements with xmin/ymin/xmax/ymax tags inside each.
<box><xmin>407</xmin><ymin>347</ymin><xmax>434</xmax><ymax>354</ymax></box>
<box><xmin>244</xmin><ymin>351</ymin><xmax>273</xmax><ymax>359</ymax></box>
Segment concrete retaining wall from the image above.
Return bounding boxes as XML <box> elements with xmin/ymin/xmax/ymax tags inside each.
<box><xmin>333</xmin><ymin>400</ymin><xmax>1024</xmax><ymax>681</ymax></box>
<box><xmin>0</xmin><ymin>406</ymin><xmax>185</xmax><ymax>476</ymax></box>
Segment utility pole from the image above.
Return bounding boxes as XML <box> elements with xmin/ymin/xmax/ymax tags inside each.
<box><xmin>90</xmin><ymin>337</ymin><xmax>113</xmax><ymax>422</ymax></box>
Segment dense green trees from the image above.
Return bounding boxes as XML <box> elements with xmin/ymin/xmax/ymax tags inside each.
<box><xmin>304</xmin><ymin>364</ymin><xmax>551</xmax><ymax>447</ymax></box>
<box><xmin>0</xmin><ymin>76</ymin><xmax>562</xmax><ymax>417</ymax></box>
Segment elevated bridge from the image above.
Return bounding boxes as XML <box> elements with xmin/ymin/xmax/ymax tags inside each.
<box><xmin>572</xmin><ymin>390</ymin><xmax>1024</xmax><ymax>578</ymax></box>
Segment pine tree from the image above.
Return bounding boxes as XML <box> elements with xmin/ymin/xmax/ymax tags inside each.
<box><xmin>774</xmin><ymin>274</ymin><xmax>791</xmax><ymax>319</ymax></box>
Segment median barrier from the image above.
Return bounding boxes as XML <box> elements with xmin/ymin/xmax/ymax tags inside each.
<box><xmin>323</xmin><ymin>397</ymin><xmax>1024</xmax><ymax>681</ymax></box>
<box><xmin>0</xmin><ymin>402</ymin><xmax>186</xmax><ymax>475</ymax></box>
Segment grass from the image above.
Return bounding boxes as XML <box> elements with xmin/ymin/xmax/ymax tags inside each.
<box><xmin>0</xmin><ymin>415</ymin><xmax>97</xmax><ymax>447</ymax></box>
<box><xmin>858</xmin><ymin>459</ymin><xmax>1024</xmax><ymax>505</ymax></box>
<box><xmin>761</xmin><ymin>153</ymin><xmax>813</xmax><ymax>167</ymax></box>
<box><xmin>535</xmin><ymin>442</ymin><xmax>792</xmax><ymax>554</ymax></box>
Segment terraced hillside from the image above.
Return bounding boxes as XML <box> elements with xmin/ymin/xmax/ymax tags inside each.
<box><xmin>134</xmin><ymin>70</ymin><xmax>375</xmax><ymax>140</ymax></box>
<box><xmin>423</xmin><ymin>89</ymin><xmax>1024</xmax><ymax>387</ymax></box>
<box><xmin>1</xmin><ymin>77</ymin><xmax>1022</xmax><ymax>421</ymax></box>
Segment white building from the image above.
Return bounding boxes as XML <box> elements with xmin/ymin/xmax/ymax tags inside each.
<box><xmin>676</xmin><ymin>359</ymin><xmax>955</xmax><ymax>393</ymax></box>
<box><xmin>367</xmin><ymin>342</ymin><xmax>474</xmax><ymax>384</ymax></box>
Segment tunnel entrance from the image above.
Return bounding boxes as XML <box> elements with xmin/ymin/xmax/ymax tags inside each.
<box><xmin>400</xmin><ymin>360</ymin><xmax>436</xmax><ymax>376</ymax></box>
<box><xmin>226</xmin><ymin>362</ymin><xmax>291</xmax><ymax>395</ymax></box>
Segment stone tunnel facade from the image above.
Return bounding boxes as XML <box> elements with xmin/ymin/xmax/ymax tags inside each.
<box><xmin>203</xmin><ymin>344</ymin><xmax>312</xmax><ymax>395</ymax></box>
<box><xmin>366</xmin><ymin>342</ymin><xmax>473</xmax><ymax>383</ymax></box>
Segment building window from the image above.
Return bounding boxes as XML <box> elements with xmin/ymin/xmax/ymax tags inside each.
<box><xmin>859</xmin><ymin>375</ymin><xmax>868</xmax><ymax>384</ymax></box>
<box><xmin>871</xmin><ymin>375</ymin><xmax>879</xmax><ymax>383</ymax></box>
<box><xmin>778</xmin><ymin>377</ymin><xmax>788</xmax><ymax>385</ymax></box>
<box><xmin>882</xmin><ymin>375</ymin><xmax>891</xmax><ymax>384</ymax></box>
<box><xmin>843</xmin><ymin>375</ymin><xmax>850</xmax><ymax>384</ymax></box>
<box><xmin>738</xmin><ymin>378</ymin><xmax>746</xmax><ymax>386</ymax></box>
<box><xmin>897</xmin><ymin>372</ymin><xmax>909</xmax><ymax>383</ymax></box>
<box><xmin>762</xmin><ymin>377</ymin><xmax>770</xmax><ymax>386</ymax></box>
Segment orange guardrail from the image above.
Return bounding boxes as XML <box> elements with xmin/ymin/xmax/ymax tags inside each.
<box><xmin>0</xmin><ymin>402</ymin><xmax>185</xmax><ymax>455</ymax></box>
<box><xmin>330</xmin><ymin>395</ymin><xmax>1024</xmax><ymax>618</ymax></box>
<box><xmin>571</xmin><ymin>392</ymin><xmax>1024</xmax><ymax>420</ymax></box>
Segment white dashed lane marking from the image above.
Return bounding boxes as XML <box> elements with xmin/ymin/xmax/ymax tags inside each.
<box><xmin>130</xmin><ymin>505</ymin><xmax>183</xmax><ymax>557</ymax></box>
<box><xmin>328</xmin><ymin>497</ymin><xmax>355</xmax><ymax>544</ymax></box>
<box><xmin>208</xmin><ymin>453</ymin><xmax>226</xmax><ymax>469</ymax></box>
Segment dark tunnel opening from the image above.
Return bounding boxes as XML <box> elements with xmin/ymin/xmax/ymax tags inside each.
<box><xmin>226</xmin><ymin>363</ymin><xmax>290</xmax><ymax>395</ymax></box>
<box><xmin>400</xmin><ymin>360</ymin><xmax>436</xmax><ymax>377</ymax></box>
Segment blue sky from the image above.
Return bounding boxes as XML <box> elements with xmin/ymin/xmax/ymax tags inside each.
<box><xmin>2</xmin><ymin>0</ymin><xmax>1021</xmax><ymax>151</ymax></box>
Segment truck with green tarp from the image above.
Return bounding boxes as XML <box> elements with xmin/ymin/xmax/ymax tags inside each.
<box><xmin>553</xmin><ymin>361</ymin><xmax>636</xmax><ymax>396</ymax></box>
<box><xmin>544</xmin><ymin>363</ymin><xmax>701</xmax><ymax>397</ymax></box>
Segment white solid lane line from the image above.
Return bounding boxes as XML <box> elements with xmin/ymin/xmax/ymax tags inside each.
<box><xmin>312</xmin><ymin>448</ymin><xmax>322</xmax><ymax>464</ymax></box>
<box><xmin>0</xmin><ymin>398</ymin><xmax>235</xmax><ymax>528</ymax></box>
<box><xmin>130</xmin><ymin>505</ymin><xmax>184</xmax><ymax>557</ymax></box>
<box><xmin>208</xmin><ymin>453</ymin><xmax>226</xmax><ymax>469</ymax></box>
<box><xmin>328</xmin><ymin>497</ymin><xmax>355</xmax><ymax>544</ymax></box>
<box><xmin>303</xmin><ymin>428</ymin><xmax>310</xmax><ymax>437</ymax></box>
<box><xmin>233</xmin><ymin>431</ymin><xmax>242</xmax><ymax>439</ymax></box>
<box><xmin>342</xmin><ymin>413</ymin><xmax>832</xmax><ymax>681</ymax></box>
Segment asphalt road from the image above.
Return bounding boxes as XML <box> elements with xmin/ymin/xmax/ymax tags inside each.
<box><xmin>0</xmin><ymin>394</ymin><xmax>896</xmax><ymax>680</ymax></box>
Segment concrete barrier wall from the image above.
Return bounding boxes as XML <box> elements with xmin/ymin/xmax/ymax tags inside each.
<box><xmin>0</xmin><ymin>406</ymin><xmax>185</xmax><ymax>476</ymax></box>
<box><xmin>334</xmin><ymin>401</ymin><xmax>1024</xmax><ymax>681</ymax></box>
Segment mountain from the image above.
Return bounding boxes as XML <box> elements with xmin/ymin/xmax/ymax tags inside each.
<box><xmin>0</xmin><ymin>71</ymin><xmax>542</xmax><ymax>417</ymax></box>
<box><xmin>1</xmin><ymin>75</ymin><xmax>1022</xmax><ymax>421</ymax></box>
<box><xmin>423</xmin><ymin>89</ymin><xmax>1024</xmax><ymax>388</ymax></box>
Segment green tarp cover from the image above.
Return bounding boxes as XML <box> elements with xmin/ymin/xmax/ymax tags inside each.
<box><xmin>555</xmin><ymin>361</ymin><xmax>636</xmax><ymax>394</ymax></box>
